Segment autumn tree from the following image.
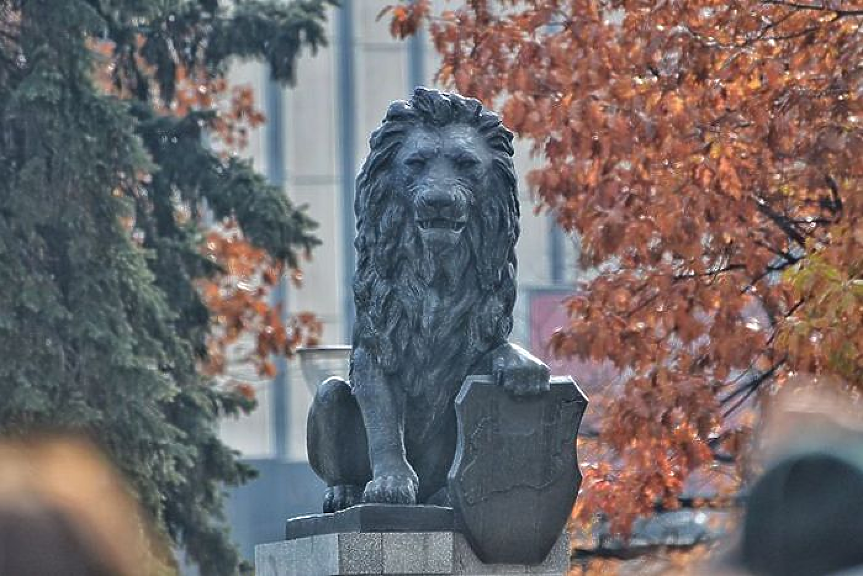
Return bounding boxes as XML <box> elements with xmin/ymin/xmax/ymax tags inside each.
<box><xmin>387</xmin><ymin>0</ymin><xmax>862</xmax><ymax>535</ymax></box>
<box><xmin>0</xmin><ymin>0</ymin><xmax>332</xmax><ymax>573</ymax></box>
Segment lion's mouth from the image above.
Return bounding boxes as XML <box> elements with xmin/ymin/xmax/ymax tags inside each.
<box><xmin>418</xmin><ymin>218</ymin><xmax>465</xmax><ymax>233</ymax></box>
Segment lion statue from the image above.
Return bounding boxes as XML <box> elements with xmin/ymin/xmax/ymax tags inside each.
<box><xmin>307</xmin><ymin>88</ymin><xmax>550</xmax><ymax>512</ymax></box>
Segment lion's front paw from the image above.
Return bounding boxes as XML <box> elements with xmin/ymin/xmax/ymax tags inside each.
<box><xmin>323</xmin><ymin>484</ymin><xmax>364</xmax><ymax>513</ymax></box>
<box><xmin>362</xmin><ymin>474</ymin><xmax>418</xmax><ymax>505</ymax></box>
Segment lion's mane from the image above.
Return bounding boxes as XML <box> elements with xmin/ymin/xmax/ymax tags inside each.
<box><xmin>351</xmin><ymin>88</ymin><xmax>520</xmax><ymax>442</ymax></box>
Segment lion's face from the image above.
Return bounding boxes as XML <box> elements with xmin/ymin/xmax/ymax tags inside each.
<box><xmin>353</xmin><ymin>89</ymin><xmax>519</xmax><ymax>394</ymax></box>
<box><xmin>389</xmin><ymin>124</ymin><xmax>494</xmax><ymax>252</ymax></box>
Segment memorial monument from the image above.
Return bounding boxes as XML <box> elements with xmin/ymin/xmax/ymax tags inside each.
<box><xmin>256</xmin><ymin>88</ymin><xmax>588</xmax><ymax>575</ymax></box>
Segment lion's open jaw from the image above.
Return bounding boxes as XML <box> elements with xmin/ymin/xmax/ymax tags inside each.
<box><xmin>417</xmin><ymin>218</ymin><xmax>466</xmax><ymax>232</ymax></box>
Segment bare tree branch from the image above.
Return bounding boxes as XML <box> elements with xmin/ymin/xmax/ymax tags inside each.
<box><xmin>763</xmin><ymin>0</ymin><xmax>863</xmax><ymax>16</ymax></box>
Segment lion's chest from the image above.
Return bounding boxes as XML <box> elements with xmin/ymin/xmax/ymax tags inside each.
<box><xmin>402</xmin><ymin>347</ymin><xmax>483</xmax><ymax>444</ymax></box>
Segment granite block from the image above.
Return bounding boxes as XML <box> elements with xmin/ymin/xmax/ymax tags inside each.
<box><xmin>382</xmin><ymin>532</ymin><xmax>453</xmax><ymax>574</ymax></box>
<box><xmin>426</xmin><ymin>532</ymin><xmax>455</xmax><ymax>574</ymax></box>
<box><xmin>312</xmin><ymin>533</ymin><xmax>340</xmax><ymax>575</ymax></box>
<box><xmin>255</xmin><ymin>530</ymin><xmax>570</xmax><ymax>575</ymax></box>
<box><xmin>339</xmin><ymin>532</ymin><xmax>383</xmax><ymax>575</ymax></box>
<box><xmin>292</xmin><ymin>535</ymin><xmax>314</xmax><ymax>575</ymax></box>
<box><xmin>255</xmin><ymin>541</ymin><xmax>294</xmax><ymax>576</ymax></box>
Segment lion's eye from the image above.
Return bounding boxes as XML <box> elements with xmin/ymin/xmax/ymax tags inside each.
<box><xmin>405</xmin><ymin>156</ymin><xmax>426</xmax><ymax>169</ymax></box>
<box><xmin>455</xmin><ymin>156</ymin><xmax>480</xmax><ymax>170</ymax></box>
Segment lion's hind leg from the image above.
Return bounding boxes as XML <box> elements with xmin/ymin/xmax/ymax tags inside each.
<box><xmin>308</xmin><ymin>377</ymin><xmax>371</xmax><ymax>513</ymax></box>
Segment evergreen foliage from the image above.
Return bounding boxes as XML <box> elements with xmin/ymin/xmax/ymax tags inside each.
<box><xmin>0</xmin><ymin>0</ymin><xmax>333</xmax><ymax>573</ymax></box>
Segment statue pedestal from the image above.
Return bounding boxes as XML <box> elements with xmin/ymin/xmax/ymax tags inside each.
<box><xmin>255</xmin><ymin>505</ymin><xmax>570</xmax><ymax>575</ymax></box>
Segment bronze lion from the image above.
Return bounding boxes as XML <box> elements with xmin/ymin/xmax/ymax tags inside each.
<box><xmin>307</xmin><ymin>88</ymin><xmax>550</xmax><ymax>512</ymax></box>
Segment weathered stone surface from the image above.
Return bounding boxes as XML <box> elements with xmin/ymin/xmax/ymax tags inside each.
<box><xmin>292</xmin><ymin>535</ymin><xmax>315</xmax><ymax>575</ymax></box>
<box><xmin>449</xmin><ymin>376</ymin><xmax>587</xmax><ymax>565</ymax></box>
<box><xmin>313</xmin><ymin>534</ymin><xmax>340</xmax><ymax>575</ymax></box>
<box><xmin>382</xmin><ymin>532</ymin><xmax>453</xmax><ymax>574</ymax></box>
<box><xmin>255</xmin><ymin>530</ymin><xmax>570</xmax><ymax>575</ymax></box>
<box><xmin>255</xmin><ymin>541</ymin><xmax>292</xmax><ymax>576</ymax></box>
<box><xmin>339</xmin><ymin>533</ymin><xmax>382</xmax><ymax>575</ymax></box>
<box><xmin>286</xmin><ymin>503</ymin><xmax>457</xmax><ymax>540</ymax></box>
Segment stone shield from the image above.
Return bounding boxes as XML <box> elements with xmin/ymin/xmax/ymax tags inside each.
<box><xmin>448</xmin><ymin>375</ymin><xmax>588</xmax><ymax>565</ymax></box>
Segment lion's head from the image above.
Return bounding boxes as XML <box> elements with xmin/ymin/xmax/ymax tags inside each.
<box><xmin>352</xmin><ymin>88</ymin><xmax>519</xmax><ymax>416</ymax></box>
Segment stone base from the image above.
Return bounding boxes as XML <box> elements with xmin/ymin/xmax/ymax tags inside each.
<box><xmin>255</xmin><ymin>530</ymin><xmax>570</xmax><ymax>575</ymax></box>
<box><xmin>286</xmin><ymin>505</ymin><xmax>457</xmax><ymax>541</ymax></box>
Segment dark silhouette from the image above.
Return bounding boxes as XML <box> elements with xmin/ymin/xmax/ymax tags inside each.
<box><xmin>739</xmin><ymin>446</ymin><xmax>863</xmax><ymax>576</ymax></box>
<box><xmin>307</xmin><ymin>88</ymin><xmax>551</xmax><ymax>512</ymax></box>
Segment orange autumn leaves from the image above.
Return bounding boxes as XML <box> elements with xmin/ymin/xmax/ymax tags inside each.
<box><xmin>173</xmin><ymin>73</ymin><xmax>266</xmax><ymax>152</ymax></box>
<box><xmin>90</xmin><ymin>36</ymin><xmax>266</xmax><ymax>150</ymax></box>
<box><xmin>89</xmin><ymin>37</ymin><xmax>321</xmax><ymax>385</ymax></box>
<box><xmin>200</xmin><ymin>225</ymin><xmax>322</xmax><ymax>379</ymax></box>
<box><xmin>385</xmin><ymin>0</ymin><xmax>863</xmax><ymax>534</ymax></box>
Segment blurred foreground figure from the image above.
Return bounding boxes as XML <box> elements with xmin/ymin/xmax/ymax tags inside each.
<box><xmin>0</xmin><ymin>436</ymin><xmax>166</xmax><ymax>576</ymax></box>
<box><xmin>718</xmin><ymin>377</ymin><xmax>863</xmax><ymax>576</ymax></box>
<box><xmin>740</xmin><ymin>445</ymin><xmax>863</xmax><ymax>576</ymax></box>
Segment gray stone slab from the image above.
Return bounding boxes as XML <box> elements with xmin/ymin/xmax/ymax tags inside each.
<box><xmin>255</xmin><ymin>530</ymin><xmax>570</xmax><ymax>575</ymax></box>
<box><xmin>286</xmin><ymin>504</ymin><xmax>457</xmax><ymax>540</ymax></box>
<box><xmin>339</xmin><ymin>532</ymin><xmax>383</xmax><ymax>575</ymax></box>
<box><xmin>426</xmin><ymin>532</ymin><xmax>455</xmax><ymax>574</ymax></box>
<box><xmin>292</xmin><ymin>535</ymin><xmax>314</xmax><ymax>575</ymax></box>
<box><xmin>312</xmin><ymin>533</ymin><xmax>340</xmax><ymax>575</ymax></box>
<box><xmin>382</xmin><ymin>532</ymin><xmax>453</xmax><ymax>574</ymax></box>
<box><xmin>255</xmin><ymin>541</ymin><xmax>294</xmax><ymax>576</ymax></box>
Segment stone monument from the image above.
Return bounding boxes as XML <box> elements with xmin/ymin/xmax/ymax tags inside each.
<box><xmin>256</xmin><ymin>88</ymin><xmax>588</xmax><ymax>575</ymax></box>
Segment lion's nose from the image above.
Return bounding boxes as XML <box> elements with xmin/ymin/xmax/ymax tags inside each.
<box><xmin>417</xmin><ymin>188</ymin><xmax>455</xmax><ymax>212</ymax></box>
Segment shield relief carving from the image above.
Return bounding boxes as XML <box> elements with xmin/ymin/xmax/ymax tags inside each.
<box><xmin>448</xmin><ymin>375</ymin><xmax>588</xmax><ymax>565</ymax></box>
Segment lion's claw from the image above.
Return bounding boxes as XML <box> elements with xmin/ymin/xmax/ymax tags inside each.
<box><xmin>496</xmin><ymin>360</ymin><xmax>551</xmax><ymax>396</ymax></box>
<box><xmin>323</xmin><ymin>484</ymin><xmax>364</xmax><ymax>513</ymax></box>
<box><xmin>493</xmin><ymin>344</ymin><xmax>551</xmax><ymax>397</ymax></box>
<box><xmin>362</xmin><ymin>474</ymin><xmax>418</xmax><ymax>505</ymax></box>
<box><xmin>502</xmin><ymin>374</ymin><xmax>550</xmax><ymax>396</ymax></box>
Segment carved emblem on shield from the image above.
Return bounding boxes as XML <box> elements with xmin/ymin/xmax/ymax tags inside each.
<box><xmin>448</xmin><ymin>375</ymin><xmax>588</xmax><ymax>565</ymax></box>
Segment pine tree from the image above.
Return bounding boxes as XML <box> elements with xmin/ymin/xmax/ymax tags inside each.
<box><xmin>0</xmin><ymin>1</ymin><xmax>333</xmax><ymax>573</ymax></box>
